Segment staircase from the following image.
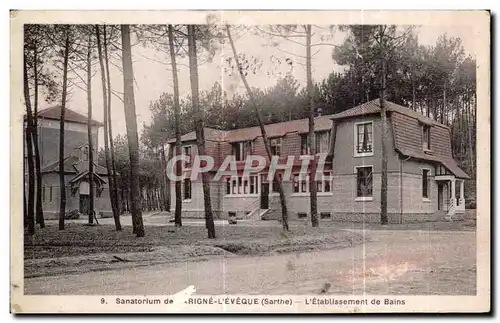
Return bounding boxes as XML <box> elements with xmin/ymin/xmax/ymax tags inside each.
<box><xmin>447</xmin><ymin>197</ymin><xmax>456</xmax><ymax>217</ymax></box>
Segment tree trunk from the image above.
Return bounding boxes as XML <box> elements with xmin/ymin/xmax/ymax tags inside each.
<box><xmin>155</xmin><ymin>187</ymin><xmax>160</xmax><ymax>210</ymax></box>
<box><xmin>23</xmin><ymin>186</ymin><xmax>27</xmax><ymax>228</ymax></box>
<box><xmin>32</xmin><ymin>45</ymin><xmax>44</xmax><ymax>228</ymax></box>
<box><xmin>96</xmin><ymin>25</ymin><xmax>121</xmax><ymax>230</ymax></box>
<box><xmin>165</xmin><ymin>144</ymin><xmax>172</xmax><ymax>212</ymax></box>
<box><xmin>121</xmin><ymin>24</ymin><xmax>145</xmax><ymax>237</ymax></box>
<box><xmin>86</xmin><ymin>35</ymin><xmax>95</xmax><ymax>225</ymax></box>
<box><xmin>104</xmin><ymin>25</ymin><xmax>121</xmax><ymax>216</ymax></box>
<box><xmin>426</xmin><ymin>93</ymin><xmax>430</xmax><ymax>118</ymax></box>
<box><xmin>168</xmin><ymin>24</ymin><xmax>182</xmax><ymax>227</ymax></box>
<box><xmin>23</xmin><ymin>48</ymin><xmax>35</xmax><ymax>235</ymax></box>
<box><xmin>188</xmin><ymin>25</ymin><xmax>216</xmax><ymax>239</ymax></box>
<box><xmin>466</xmin><ymin>92</ymin><xmax>475</xmax><ymax>175</ymax></box>
<box><xmin>58</xmin><ymin>28</ymin><xmax>70</xmax><ymax>231</ymax></box>
<box><xmin>443</xmin><ymin>82</ymin><xmax>447</xmax><ymax>125</ymax></box>
<box><xmin>411</xmin><ymin>69</ymin><xmax>416</xmax><ymax>110</ymax></box>
<box><xmin>226</xmin><ymin>25</ymin><xmax>289</xmax><ymax>231</ymax></box>
<box><xmin>123</xmin><ymin>188</ymin><xmax>128</xmax><ymax>213</ymax></box>
<box><xmin>160</xmin><ymin>144</ymin><xmax>168</xmax><ymax>212</ymax></box>
<box><xmin>379</xmin><ymin>56</ymin><xmax>388</xmax><ymax>225</ymax></box>
<box><xmin>305</xmin><ymin>25</ymin><xmax>318</xmax><ymax>228</ymax></box>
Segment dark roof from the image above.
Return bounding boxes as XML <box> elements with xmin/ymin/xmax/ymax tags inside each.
<box><xmin>168</xmin><ymin>128</ymin><xmax>228</xmax><ymax>144</ymax></box>
<box><xmin>167</xmin><ymin>114</ymin><xmax>334</xmax><ymax>144</ymax></box>
<box><xmin>331</xmin><ymin>99</ymin><xmax>447</xmax><ymax>128</ymax></box>
<box><xmin>69</xmin><ymin>171</ymin><xmax>107</xmax><ymax>185</ymax></box>
<box><xmin>36</xmin><ymin>106</ymin><xmax>104</xmax><ymax>126</ymax></box>
<box><xmin>41</xmin><ymin>155</ymin><xmax>108</xmax><ymax>175</ymax></box>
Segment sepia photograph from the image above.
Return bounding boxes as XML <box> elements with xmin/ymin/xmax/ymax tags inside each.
<box><xmin>10</xmin><ymin>10</ymin><xmax>490</xmax><ymax>313</ymax></box>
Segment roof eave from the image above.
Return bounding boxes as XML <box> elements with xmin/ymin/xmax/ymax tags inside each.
<box><xmin>330</xmin><ymin>112</ymin><xmax>380</xmax><ymax>121</ymax></box>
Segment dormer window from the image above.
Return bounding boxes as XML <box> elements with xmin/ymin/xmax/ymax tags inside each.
<box><xmin>83</xmin><ymin>146</ymin><xmax>89</xmax><ymax>161</ymax></box>
<box><xmin>269</xmin><ymin>137</ymin><xmax>282</xmax><ymax>156</ymax></box>
<box><xmin>315</xmin><ymin>131</ymin><xmax>331</xmax><ymax>153</ymax></box>
<box><xmin>232</xmin><ymin>141</ymin><xmax>253</xmax><ymax>161</ymax></box>
<box><xmin>422</xmin><ymin>125</ymin><xmax>431</xmax><ymax>151</ymax></box>
<box><xmin>354</xmin><ymin>121</ymin><xmax>373</xmax><ymax>157</ymax></box>
<box><xmin>183</xmin><ymin>145</ymin><xmax>192</xmax><ymax>169</ymax></box>
<box><xmin>300</xmin><ymin>135</ymin><xmax>310</xmax><ymax>155</ymax></box>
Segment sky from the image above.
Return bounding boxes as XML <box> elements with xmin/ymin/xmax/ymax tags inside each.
<box><xmin>37</xmin><ymin>24</ymin><xmax>477</xmax><ymax>149</ymax></box>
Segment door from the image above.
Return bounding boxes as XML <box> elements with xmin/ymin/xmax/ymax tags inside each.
<box><xmin>437</xmin><ymin>184</ymin><xmax>443</xmax><ymax>211</ymax></box>
<box><xmin>260</xmin><ymin>182</ymin><xmax>269</xmax><ymax>209</ymax></box>
<box><xmin>79</xmin><ymin>195</ymin><xmax>89</xmax><ymax>215</ymax></box>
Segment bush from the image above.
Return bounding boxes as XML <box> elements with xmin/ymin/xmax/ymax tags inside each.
<box><xmin>65</xmin><ymin>209</ymin><xmax>80</xmax><ymax>220</ymax></box>
<box><xmin>465</xmin><ymin>199</ymin><xmax>476</xmax><ymax>209</ymax></box>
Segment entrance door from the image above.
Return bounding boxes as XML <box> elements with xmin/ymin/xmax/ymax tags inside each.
<box><xmin>80</xmin><ymin>195</ymin><xmax>90</xmax><ymax>214</ymax></box>
<box><xmin>437</xmin><ymin>184</ymin><xmax>443</xmax><ymax>211</ymax></box>
<box><xmin>260</xmin><ymin>182</ymin><xmax>269</xmax><ymax>209</ymax></box>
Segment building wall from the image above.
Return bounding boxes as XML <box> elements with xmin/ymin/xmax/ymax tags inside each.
<box><xmin>34</xmin><ymin>119</ymin><xmax>99</xmax><ymax>167</ymax></box>
<box><xmin>399</xmin><ymin>159</ymin><xmax>439</xmax><ymax>214</ymax></box>
<box><xmin>169</xmin><ymin>173</ymin><xmax>225</xmax><ymax>219</ymax></box>
<box><xmin>267</xmin><ymin>179</ymin><xmax>335</xmax><ymax>220</ymax></box>
<box><xmin>332</xmin><ymin>115</ymin><xmax>401</xmax><ymax>174</ymax></box>
<box><xmin>39</xmin><ymin>173</ymin><xmax>112</xmax><ymax>219</ymax></box>
<box><xmin>324</xmin><ymin>116</ymin><xmax>442</xmax><ymax>223</ymax></box>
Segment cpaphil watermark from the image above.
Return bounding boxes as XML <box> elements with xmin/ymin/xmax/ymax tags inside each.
<box><xmin>166</xmin><ymin>154</ymin><xmax>329</xmax><ymax>181</ymax></box>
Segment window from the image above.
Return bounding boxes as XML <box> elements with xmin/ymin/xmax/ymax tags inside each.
<box><xmin>317</xmin><ymin>180</ymin><xmax>323</xmax><ymax>192</ymax></box>
<box><xmin>422</xmin><ymin>169</ymin><xmax>429</xmax><ymax>198</ymax></box>
<box><xmin>300</xmin><ymin>135</ymin><xmax>310</xmax><ymax>155</ymax></box>
<box><xmin>293</xmin><ymin>175</ymin><xmax>299</xmax><ymax>193</ymax></box>
<box><xmin>300</xmin><ymin>176</ymin><xmax>307</xmax><ymax>193</ymax></box>
<box><xmin>324</xmin><ymin>172</ymin><xmax>332</xmax><ymax>193</ymax></box>
<box><xmin>293</xmin><ymin>173</ymin><xmax>308</xmax><ymax>193</ymax></box>
<box><xmin>435</xmin><ymin>165</ymin><xmax>449</xmax><ymax>176</ymax></box>
<box><xmin>356</xmin><ymin>122</ymin><xmax>373</xmax><ymax>155</ymax></box>
<box><xmin>422</xmin><ymin>125</ymin><xmax>431</xmax><ymax>150</ymax></box>
<box><xmin>42</xmin><ymin>186</ymin><xmax>46</xmax><ymax>203</ymax></box>
<box><xmin>356</xmin><ymin>166</ymin><xmax>373</xmax><ymax>198</ymax></box>
<box><xmin>226</xmin><ymin>175</ymin><xmax>259</xmax><ymax>196</ymax></box>
<box><xmin>243</xmin><ymin>179</ymin><xmax>248</xmax><ymax>194</ymax></box>
<box><xmin>96</xmin><ymin>187</ymin><xmax>103</xmax><ymax>198</ymax></box>
<box><xmin>272</xmin><ymin>173</ymin><xmax>283</xmax><ymax>192</ymax></box>
<box><xmin>320</xmin><ymin>212</ymin><xmax>331</xmax><ymax>219</ymax></box>
<box><xmin>232</xmin><ymin>179</ymin><xmax>237</xmax><ymax>194</ymax></box>
<box><xmin>292</xmin><ymin>172</ymin><xmax>332</xmax><ymax>194</ymax></box>
<box><xmin>49</xmin><ymin>186</ymin><xmax>53</xmax><ymax>202</ymax></box>
<box><xmin>232</xmin><ymin>143</ymin><xmax>241</xmax><ymax>161</ymax></box>
<box><xmin>250</xmin><ymin>176</ymin><xmax>257</xmax><ymax>194</ymax></box>
<box><xmin>183</xmin><ymin>178</ymin><xmax>192</xmax><ymax>200</ymax></box>
<box><xmin>269</xmin><ymin>138</ymin><xmax>282</xmax><ymax>156</ymax></box>
<box><xmin>315</xmin><ymin>131</ymin><xmax>330</xmax><ymax>153</ymax></box>
<box><xmin>83</xmin><ymin>146</ymin><xmax>89</xmax><ymax>161</ymax></box>
<box><xmin>183</xmin><ymin>146</ymin><xmax>192</xmax><ymax>169</ymax></box>
<box><xmin>297</xmin><ymin>212</ymin><xmax>307</xmax><ymax>219</ymax></box>
<box><xmin>232</xmin><ymin>141</ymin><xmax>253</xmax><ymax>161</ymax></box>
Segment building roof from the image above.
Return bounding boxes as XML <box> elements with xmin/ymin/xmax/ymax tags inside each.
<box><xmin>335</xmin><ymin>99</ymin><xmax>469</xmax><ymax>179</ymax></box>
<box><xmin>168</xmin><ymin>128</ymin><xmax>229</xmax><ymax>144</ymax></box>
<box><xmin>330</xmin><ymin>99</ymin><xmax>447</xmax><ymax>128</ymax></box>
<box><xmin>69</xmin><ymin>170</ymin><xmax>107</xmax><ymax>185</ymax></box>
<box><xmin>167</xmin><ymin>114</ymin><xmax>334</xmax><ymax>144</ymax></box>
<box><xmin>36</xmin><ymin>106</ymin><xmax>104</xmax><ymax>127</ymax></box>
<box><xmin>41</xmin><ymin>155</ymin><xmax>108</xmax><ymax>175</ymax></box>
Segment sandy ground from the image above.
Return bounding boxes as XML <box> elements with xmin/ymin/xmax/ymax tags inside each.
<box><xmin>24</xmin><ymin>228</ymin><xmax>476</xmax><ymax>295</ymax></box>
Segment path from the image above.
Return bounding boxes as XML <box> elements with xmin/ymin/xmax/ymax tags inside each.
<box><xmin>24</xmin><ymin>229</ymin><xmax>476</xmax><ymax>295</ymax></box>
